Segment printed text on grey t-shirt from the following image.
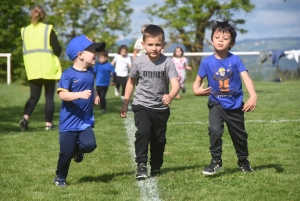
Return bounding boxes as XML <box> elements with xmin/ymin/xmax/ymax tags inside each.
<box><xmin>129</xmin><ymin>54</ymin><xmax>178</xmax><ymax>109</ymax></box>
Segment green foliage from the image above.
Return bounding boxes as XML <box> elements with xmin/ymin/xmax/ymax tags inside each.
<box><xmin>0</xmin><ymin>81</ymin><xmax>300</xmax><ymax>200</ymax></box>
<box><xmin>0</xmin><ymin>0</ymin><xmax>132</xmax><ymax>83</ymax></box>
<box><xmin>145</xmin><ymin>0</ymin><xmax>255</xmax><ymax>68</ymax></box>
<box><xmin>0</xmin><ymin>1</ymin><xmax>31</xmax><ymax>83</ymax></box>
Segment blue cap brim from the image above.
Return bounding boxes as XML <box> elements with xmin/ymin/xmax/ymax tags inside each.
<box><xmin>85</xmin><ymin>42</ymin><xmax>106</xmax><ymax>52</ymax></box>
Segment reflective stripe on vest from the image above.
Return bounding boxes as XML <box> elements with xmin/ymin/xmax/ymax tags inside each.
<box><xmin>22</xmin><ymin>25</ymin><xmax>53</xmax><ymax>55</ymax></box>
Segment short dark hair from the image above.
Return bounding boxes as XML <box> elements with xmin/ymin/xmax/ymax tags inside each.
<box><xmin>98</xmin><ymin>49</ymin><xmax>108</xmax><ymax>57</ymax></box>
<box><xmin>173</xmin><ymin>46</ymin><xmax>184</xmax><ymax>57</ymax></box>
<box><xmin>118</xmin><ymin>45</ymin><xmax>128</xmax><ymax>54</ymax></box>
<box><xmin>143</xmin><ymin>24</ymin><xmax>165</xmax><ymax>42</ymax></box>
<box><xmin>211</xmin><ymin>21</ymin><xmax>237</xmax><ymax>45</ymax></box>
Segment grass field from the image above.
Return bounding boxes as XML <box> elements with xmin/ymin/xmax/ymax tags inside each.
<box><xmin>0</xmin><ymin>81</ymin><xmax>299</xmax><ymax>201</ymax></box>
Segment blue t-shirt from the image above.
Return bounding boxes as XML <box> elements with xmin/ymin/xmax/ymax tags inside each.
<box><xmin>198</xmin><ymin>53</ymin><xmax>247</xmax><ymax>109</ymax></box>
<box><xmin>57</xmin><ymin>66</ymin><xmax>95</xmax><ymax>132</ymax></box>
<box><xmin>94</xmin><ymin>61</ymin><xmax>115</xmax><ymax>86</ymax></box>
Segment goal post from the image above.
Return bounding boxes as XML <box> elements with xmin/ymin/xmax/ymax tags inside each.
<box><xmin>0</xmin><ymin>53</ymin><xmax>12</xmax><ymax>85</ymax></box>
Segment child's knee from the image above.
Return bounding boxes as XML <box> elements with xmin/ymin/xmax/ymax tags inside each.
<box><xmin>79</xmin><ymin>143</ymin><xmax>97</xmax><ymax>153</ymax></box>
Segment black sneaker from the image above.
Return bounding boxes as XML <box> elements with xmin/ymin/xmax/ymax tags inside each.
<box><xmin>19</xmin><ymin>118</ymin><xmax>28</xmax><ymax>131</ymax></box>
<box><xmin>74</xmin><ymin>152</ymin><xmax>84</xmax><ymax>163</ymax></box>
<box><xmin>54</xmin><ymin>176</ymin><xmax>66</xmax><ymax>187</ymax></box>
<box><xmin>101</xmin><ymin>109</ymin><xmax>106</xmax><ymax>114</ymax></box>
<box><xmin>150</xmin><ymin>167</ymin><xmax>162</xmax><ymax>177</ymax></box>
<box><xmin>136</xmin><ymin>163</ymin><xmax>148</xmax><ymax>180</ymax></box>
<box><xmin>182</xmin><ymin>86</ymin><xmax>186</xmax><ymax>93</ymax></box>
<box><xmin>238</xmin><ymin>160</ymin><xmax>255</xmax><ymax>172</ymax></box>
<box><xmin>202</xmin><ymin>159</ymin><xmax>222</xmax><ymax>175</ymax></box>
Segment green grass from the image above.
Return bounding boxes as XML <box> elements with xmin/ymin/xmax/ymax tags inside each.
<box><xmin>0</xmin><ymin>81</ymin><xmax>299</xmax><ymax>201</ymax></box>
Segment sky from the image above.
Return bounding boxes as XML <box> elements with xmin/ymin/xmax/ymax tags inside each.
<box><xmin>126</xmin><ymin>0</ymin><xmax>300</xmax><ymax>42</ymax></box>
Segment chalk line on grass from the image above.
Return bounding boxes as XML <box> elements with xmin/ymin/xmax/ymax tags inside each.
<box><xmin>124</xmin><ymin>112</ymin><xmax>161</xmax><ymax>201</ymax></box>
<box><xmin>168</xmin><ymin>119</ymin><xmax>300</xmax><ymax>125</ymax></box>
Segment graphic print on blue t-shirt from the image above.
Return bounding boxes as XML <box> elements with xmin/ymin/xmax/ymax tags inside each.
<box><xmin>212</xmin><ymin>66</ymin><xmax>235</xmax><ymax>97</ymax></box>
<box><xmin>58</xmin><ymin>66</ymin><xmax>95</xmax><ymax>132</ymax></box>
<box><xmin>198</xmin><ymin>53</ymin><xmax>248</xmax><ymax>109</ymax></box>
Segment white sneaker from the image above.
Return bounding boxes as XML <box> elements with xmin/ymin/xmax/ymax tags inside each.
<box><xmin>114</xmin><ymin>88</ymin><xmax>119</xmax><ymax>96</ymax></box>
<box><xmin>121</xmin><ymin>96</ymin><xmax>124</xmax><ymax>101</ymax></box>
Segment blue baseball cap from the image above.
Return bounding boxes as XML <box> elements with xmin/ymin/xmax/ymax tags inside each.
<box><xmin>66</xmin><ymin>35</ymin><xmax>106</xmax><ymax>60</ymax></box>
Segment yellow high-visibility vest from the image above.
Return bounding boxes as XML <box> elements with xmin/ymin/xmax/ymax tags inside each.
<box><xmin>21</xmin><ymin>23</ymin><xmax>61</xmax><ymax>80</ymax></box>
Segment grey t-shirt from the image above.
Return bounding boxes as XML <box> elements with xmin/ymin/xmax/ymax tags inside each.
<box><xmin>129</xmin><ymin>54</ymin><xmax>178</xmax><ymax>109</ymax></box>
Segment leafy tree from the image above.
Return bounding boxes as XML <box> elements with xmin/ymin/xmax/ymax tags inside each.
<box><xmin>145</xmin><ymin>0</ymin><xmax>255</xmax><ymax>68</ymax></box>
<box><xmin>37</xmin><ymin>0</ymin><xmax>133</xmax><ymax>50</ymax></box>
<box><xmin>0</xmin><ymin>0</ymin><xmax>132</xmax><ymax>83</ymax></box>
<box><xmin>0</xmin><ymin>1</ymin><xmax>31</xmax><ymax>83</ymax></box>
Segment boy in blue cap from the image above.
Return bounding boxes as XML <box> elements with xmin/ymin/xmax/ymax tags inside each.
<box><xmin>54</xmin><ymin>35</ymin><xmax>105</xmax><ymax>186</ymax></box>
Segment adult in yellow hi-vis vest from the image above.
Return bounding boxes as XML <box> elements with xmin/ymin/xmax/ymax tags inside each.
<box><xmin>20</xmin><ymin>5</ymin><xmax>62</xmax><ymax>131</ymax></box>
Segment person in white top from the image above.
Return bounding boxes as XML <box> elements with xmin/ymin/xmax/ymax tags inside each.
<box><xmin>132</xmin><ymin>24</ymin><xmax>148</xmax><ymax>60</ymax></box>
<box><xmin>111</xmin><ymin>45</ymin><xmax>132</xmax><ymax>99</ymax></box>
<box><xmin>171</xmin><ymin>47</ymin><xmax>192</xmax><ymax>98</ymax></box>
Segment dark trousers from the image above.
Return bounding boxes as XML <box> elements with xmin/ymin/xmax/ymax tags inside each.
<box><xmin>132</xmin><ymin>105</ymin><xmax>170</xmax><ymax>168</ymax></box>
<box><xmin>56</xmin><ymin>127</ymin><xmax>97</xmax><ymax>179</ymax></box>
<box><xmin>207</xmin><ymin>100</ymin><xmax>249</xmax><ymax>161</ymax></box>
<box><xmin>115</xmin><ymin>76</ymin><xmax>127</xmax><ymax>96</ymax></box>
<box><xmin>96</xmin><ymin>86</ymin><xmax>108</xmax><ymax>110</ymax></box>
<box><xmin>24</xmin><ymin>79</ymin><xmax>56</xmax><ymax>122</ymax></box>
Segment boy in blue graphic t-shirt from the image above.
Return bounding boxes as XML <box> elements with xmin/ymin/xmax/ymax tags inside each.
<box><xmin>94</xmin><ymin>50</ymin><xmax>116</xmax><ymax>114</ymax></box>
<box><xmin>193</xmin><ymin>21</ymin><xmax>257</xmax><ymax>175</ymax></box>
<box><xmin>54</xmin><ymin>35</ymin><xmax>105</xmax><ymax>186</ymax></box>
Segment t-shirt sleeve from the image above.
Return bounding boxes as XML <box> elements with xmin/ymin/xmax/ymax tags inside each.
<box><xmin>236</xmin><ymin>56</ymin><xmax>248</xmax><ymax>74</ymax></box>
<box><xmin>184</xmin><ymin>57</ymin><xmax>188</xmax><ymax>66</ymax></box>
<box><xmin>134</xmin><ymin>38</ymin><xmax>141</xmax><ymax>49</ymax></box>
<box><xmin>129</xmin><ymin>61</ymin><xmax>139</xmax><ymax>78</ymax></box>
<box><xmin>57</xmin><ymin>71</ymin><xmax>70</xmax><ymax>93</ymax></box>
<box><xmin>113</xmin><ymin>55</ymin><xmax>118</xmax><ymax>62</ymax></box>
<box><xmin>127</xmin><ymin>56</ymin><xmax>132</xmax><ymax>65</ymax></box>
<box><xmin>167</xmin><ymin>59</ymin><xmax>178</xmax><ymax>79</ymax></box>
<box><xmin>109</xmin><ymin>63</ymin><xmax>116</xmax><ymax>73</ymax></box>
<box><xmin>198</xmin><ymin>60</ymin><xmax>207</xmax><ymax>78</ymax></box>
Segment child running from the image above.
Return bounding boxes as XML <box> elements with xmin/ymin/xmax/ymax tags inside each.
<box><xmin>94</xmin><ymin>50</ymin><xmax>116</xmax><ymax>114</ymax></box>
<box><xmin>54</xmin><ymin>35</ymin><xmax>105</xmax><ymax>186</ymax></box>
<box><xmin>111</xmin><ymin>45</ymin><xmax>132</xmax><ymax>100</ymax></box>
<box><xmin>193</xmin><ymin>21</ymin><xmax>257</xmax><ymax>175</ymax></box>
<box><xmin>120</xmin><ymin>24</ymin><xmax>180</xmax><ymax>180</ymax></box>
<box><xmin>172</xmin><ymin>47</ymin><xmax>192</xmax><ymax>98</ymax></box>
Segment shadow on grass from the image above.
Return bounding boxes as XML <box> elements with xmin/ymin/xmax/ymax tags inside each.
<box><xmin>204</xmin><ymin>163</ymin><xmax>284</xmax><ymax>178</ymax></box>
<box><xmin>162</xmin><ymin>165</ymin><xmax>201</xmax><ymax>174</ymax></box>
<box><xmin>78</xmin><ymin>170</ymin><xmax>135</xmax><ymax>183</ymax></box>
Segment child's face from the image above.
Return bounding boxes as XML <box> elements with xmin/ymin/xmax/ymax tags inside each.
<box><xmin>175</xmin><ymin>48</ymin><xmax>183</xmax><ymax>57</ymax></box>
<box><xmin>79</xmin><ymin>49</ymin><xmax>96</xmax><ymax>65</ymax></box>
<box><xmin>98</xmin><ymin>55</ymin><xmax>107</xmax><ymax>64</ymax></box>
<box><xmin>211</xmin><ymin>30</ymin><xmax>234</xmax><ymax>52</ymax></box>
<box><xmin>120</xmin><ymin>48</ymin><xmax>128</xmax><ymax>57</ymax></box>
<box><xmin>142</xmin><ymin>36</ymin><xmax>166</xmax><ymax>61</ymax></box>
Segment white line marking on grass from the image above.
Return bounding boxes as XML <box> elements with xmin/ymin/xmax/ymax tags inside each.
<box><xmin>124</xmin><ymin>112</ymin><xmax>161</xmax><ymax>201</ymax></box>
<box><xmin>169</xmin><ymin>119</ymin><xmax>300</xmax><ymax>125</ymax></box>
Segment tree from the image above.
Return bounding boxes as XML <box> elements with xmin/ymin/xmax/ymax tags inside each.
<box><xmin>0</xmin><ymin>0</ymin><xmax>133</xmax><ymax>83</ymax></box>
<box><xmin>0</xmin><ymin>1</ymin><xmax>31</xmax><ymax>83</ymax></box>
<box><xmin>38</xmin><ymin>0</ymin><xmax>133</xmax><ymax>50</ymax></box>
<box><xmin>145</xmin><ymin>0</ymin><xmax>255</xmax><ymax>69</ymax></box>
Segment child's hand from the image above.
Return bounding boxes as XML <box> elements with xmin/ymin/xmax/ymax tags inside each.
<box><xmin>194</xmin><ymin>83</ymin><xmax>211</xmax><ymax>96</ymax></box>
<box><xmin>120</xmin><ymin>105</ymin><xmax>128</xmax><ymax>118</ymax></box>
<box><xmin>94</xmin><ymin>95</ymin><xmax>100</xmax><ymax>105</ymax></box>
<box><xmin>162</xmin><ymin>94</ymin><xmax>172</xmax><ymax>106</ymax></box>
<box><xmin>243</xmin><ymin>96</ymin><xmax>257</xmax><ymax>112</ymax></box>
<box><xmin>111</xmin><ymin>81</ymin><xmax>115</xmax><ymax>86</ymax></box>
<box><xmin>186</xmin><ymin>66</ymin><xmax>192</xmax><ymax>71</ymax></box>
<box><xmin>81</xmin><ymin>90</ymin><xmax>92</xmax><ymax>99</ymax></box>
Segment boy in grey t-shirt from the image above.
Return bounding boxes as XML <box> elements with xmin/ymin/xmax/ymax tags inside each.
<box><xmin>120</xmin><ymin>24</ymin><xmax>180</xmax><ymax>180</ymax></box>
